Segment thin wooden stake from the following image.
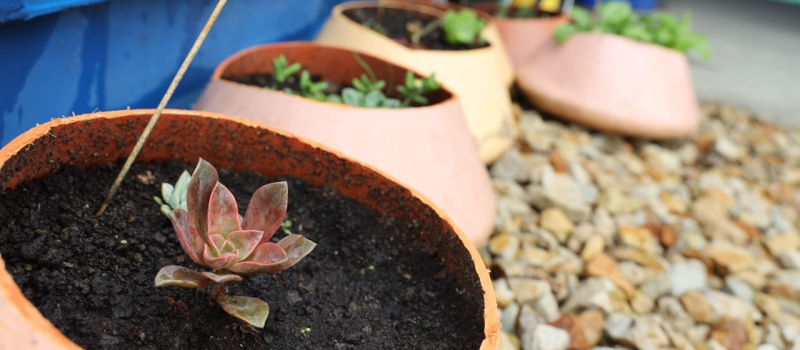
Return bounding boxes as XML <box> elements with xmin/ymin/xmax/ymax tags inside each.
<box><xmin>97</xmin><ymin>0</ymin><xmax>228</xmax><ymax>216</ymax></box>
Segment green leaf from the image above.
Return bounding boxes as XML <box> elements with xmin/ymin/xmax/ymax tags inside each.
<box><xmin>342</xmin><ymin>88</ymin><xmax>364</xmax><ymax>106</ymax></box>
<box><xmin>326</xmin><ymin>94</ymin><xmax>343</xmax><ymax>104</ymax></box>
<box><xmin>598</xmin><ymin>2</ymin><xmax>634</xmax><ymax>26</ymax></box>
<box><xmin>352</xmin><ymin>78</ymin><xmax>367</xmax><ymax>93</ymax></box>
<box><xmin>217</xmin><ymin>295</ymin><xmax>270</xmax><ymax>329</ymax></box>
<box><xmin>621</xmin><ymin>23</ymin><xmax>652</xmax><ymax>42</ymax></box>
<box><xmin>553</xmin><ymin>24</ymin><xmax>578</xmax><ymax>43</ymax></box>
<box><xmin>364</xmin><ymin>90</ymin><xmax>384</xmax><ymax>108</ymax></box>
<box><xmin>442</xmin><ymin>9</ymin><xmax>486</xmax><ymax>46</ymax></box>
<box><xmin>569</xmin><ymin>7</ymin><xmax>592</xmax><ymax>30</ymax></box>
<box><xmin>382</xmin><ymin>98</ymin><xmax>401</xmax><ymax>108</ymax></box>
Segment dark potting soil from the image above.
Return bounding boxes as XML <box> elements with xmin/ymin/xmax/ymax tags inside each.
<box><xmin>0</xmin><ymin>160</ymin><xmax>484</xmax><ymax>349</ymax></box>
<box><xmin>343</xmin><ymin>7</ymin><xmax>489</xmax><ymax>51</ymax></box>
<box><xmin>225</xmin><ymin>73</ymin><xmax>345</xmax><ymax>98</ymax></box>
<box><xmin>225</xmin><ymin>73</ymin><xmax>447</xmax><ymax>108</ymax></box>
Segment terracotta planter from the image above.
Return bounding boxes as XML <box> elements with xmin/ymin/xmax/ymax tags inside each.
<box><xmin>315</xmin><ymin>1</ymin><xmax>515</xmax><ymax>164</ymax></box>
<box><xmin>0</xmin><ymin>109</ymin><xmax>499</xmax><ymax>349</ymax></box>
<box><xmin>380</xmin><ymin>0</ymin><xmax>515</xmax><ymax>86</ymax></box>
<box><xmin>193</xmin><ymin>42</ymin><xmax>496</xmax><ymax>247</ymax></box>
<box><xmin>469</xmin><ymin>2</ymin><xmax>570</xmax><ymax>69</ymax></box>
<box><xmin>516</xmin><ymin>33</ymin><xmax>700</xmax><ymax>139</ymax></box>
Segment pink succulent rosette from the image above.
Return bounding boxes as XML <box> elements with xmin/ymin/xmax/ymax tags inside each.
<box><xmin>154</xmin><ymin>158</ymin><xmax>316</xmax><ymax>328</ymax></box>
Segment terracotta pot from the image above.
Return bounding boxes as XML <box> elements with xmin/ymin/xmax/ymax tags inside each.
<box><xmin>469</xmin><ymin>2</ymin><xmax>570</xmax><ymax>69</ymax></box>
<box><xmin>0</xmin><ymin>109</ymin><xmax>499</xmax><ymax>349</ymax></box>
<box><xmin>193</xmin><ymin>42</ymin><xmax>496</xmax><ymax>247</ymax></box>
<box><xmin>516</xmin><ymin>33</ymin><xmax>700</xmax><ymax>139</ymax></box>
<box><xmin>315</xmin><ymin>1</ymin><xmax>515</xmax><ymax>164</ymax></box>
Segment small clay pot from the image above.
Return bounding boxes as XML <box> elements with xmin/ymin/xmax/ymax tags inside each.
<box><xmin>315</xmin><ymin>0</ymin><xmax>516</xmax><ymax>164</ymax></box>
<box><xmin>470</xmin><ymin>2</ymin><xmax>570</xmax><ymax>69</ymax></box>
<box><xmin>193</xmin><ymin>41</ymin><xmax>496</xmax><ymax>247</ymax></box>
<box><xmin>516</xmin><ymin>33</ymin><xmax>700</xmax><ymax>139</ymax></box>
<box><xmin>0</xmin><ymin>109</ymin><xmax>500</xmax><ymax>349</ymax></box>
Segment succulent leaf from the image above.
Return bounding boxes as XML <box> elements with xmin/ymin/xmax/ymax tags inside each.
<box><xmin>203</xmin><ymin>240</ymin><xmax>239</xmax><ymax>271</ymax></box>
<box><xmin>217</xmin><ymin>295</ymin><xmax>270</xmax><ymax>329</ymax></box>
<box><xmin>242</xmin><ymin>181</ymin><xmax>288</xmax><ymax>244</ymax></box>
<box><xmin>155</xmin><ymin>266</ymin><xmax>210</xmax><ymax>288</ymax></box>
<box><xmin>170</xmin><ymin>170</ymin><xmax>191</xmax><ymax>208</ymax></box>
<box><xmin>208</xmin><ymin>183</ymin><xmax>242</xmax><ymax>240</ymax></box>
<box><xmin>169</xmin><ymin>209</ymin><xmax>206</xmax><ymax>266</ymax></box>
<box><xmin>200</xmin><ymin>271</ymin><xmax>243</xmax><ymax>284</ymax></box>
<box><xmin>227</xmin><ymin>230</ymin><xmax>266</xmax><ymax>261</ymax></box>
<box><xmin>161</xmin><ymin>183</ymin><xmax>175</xmax><ymax>205</ymax></box>
<box><xmin>272</xmin><ymin>234</ymin><xmax>317</xmax><ymax>272</ymax></box>
<box><xmin>228</xmin><ymin>243</ymin><xmax>288</xmax><ymax>274</ymax></box>
<box><xmin>187</xmin><ymin>158</ymin><xmax>219</xmax><ymax>243</ymax></box>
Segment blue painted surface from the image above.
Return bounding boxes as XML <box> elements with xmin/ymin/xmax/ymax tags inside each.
<box><xmin>0</xmin><ymin>0</ymin><xmax>349</xmax><ymax>147</ymax></box>
<box><xmin>575</xmin><ymin>0</ymin><xmax>660</xmax><ymax>11</ymax></box>
<box><xmin>1</xmin><ymin>0</ymin><xmax>109</xmax><ymax>22</ymax></box>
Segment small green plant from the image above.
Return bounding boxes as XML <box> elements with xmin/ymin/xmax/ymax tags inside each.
<box><xmin>153</xmin><ymin>170</ymin><xmax>190</xmax><ymax>218</ymax></box>
<box><xmin>396</xmin><ymin>71</ymin><xmax>443</xmax><ymax>107</ymax></box>
<box><xmin>363</xmin><ymin>19</ymin><xmax>386</xmax><ymax>34</ymax></box>
<box><xmin>272</xmin><ymin>55</ymin><xmax>302</xmax><ymax>87</ymax></box>
<box><xmin>301</xmin><ymin>327</ymin><xmax>312</xmax><ymax>337</ymax></box>
<box><xmin>553</xmin><ymin>2</ymin><xmax>711</xmax><ymax>59</ymax></box>
<box><xmin>262</xmin><ymin>55</ymin><xmax>442</xmax><ymax>108</ymax></box>
<box><xmin>281</xmin><ymin>220</ymin><xmax>293</xmax><ymax>235</ymax></box>
<box><xmin>341</xmin><ymin>88</ymin><xmax>402</xmax><ymax>108</ymax></box>
<box><xmin>154</xmin><ymin>158</ymin><xmax>316</xmax><ymax>328</ymax></box>
<box><xmin>299</xmin><ymin>70</ymin><xmax>333</xmax><ymax>102</ymax></box>
<box><xmin>442</xmin><ymin>9</ymin><xmax>487</xmax><ymax>46</ymax></box>
<box><xmin>352</xmin><ymin>74</ymin><xmax>386</xmax><ymax>94</ymax></box>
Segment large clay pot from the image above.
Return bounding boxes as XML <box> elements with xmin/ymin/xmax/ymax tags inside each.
<box><xmin>315</xmin><ymin>1</ymin><xmax>515</xmax><ymax>164</ymax></box>
<box><xmin>193</xmin><ymin>42</ymin><xmax>496</xmax><ymax>247</ymax></box>
<box><xmin>0</xmin><ymin>109</ymin><xmax>500</xmax><ymax>349</ymax></box>
<box><xmin>516</xmin><ymin>33</ymin><xmax>700</xmax><ymax>139</ymax></box>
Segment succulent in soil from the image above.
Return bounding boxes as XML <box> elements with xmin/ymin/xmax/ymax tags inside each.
<box><xmin>153</xmin><ymin>170</ymin><xmax>190</xmax><ymax>218</ymax></box>
<box><xmin>154</xmin><ymin>158</ymin><xmax>316</xmax><ymax>328</ymax></box>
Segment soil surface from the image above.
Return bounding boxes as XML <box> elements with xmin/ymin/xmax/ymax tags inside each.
<box><xmin>225</xmin><ymin>73</ymin><xmax>345</xmax><ymax>98</ymax></box>
<box><xmin>225</xmin><ymin>73</ymin><xmax>446</xmax><ymax>108</ymax></box>
<box><xmin>343</xmin><ymin>7</ymin><xmax>488</xmax><ymax>50</ymax></box>
<box><xmin>0</xmin><ymin>160</ymin><xmax>484</xmax><ymax>349</ymax></box>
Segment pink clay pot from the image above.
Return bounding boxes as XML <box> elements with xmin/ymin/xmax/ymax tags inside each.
<box><xmin>471</xmin><ymin>2</ymin><xmax>570</xmax><ymax>69</ymax></box>
<box><xmin>516</xmin><ymin>33</ymin><xmax>700</xmax><ymax>139</ymax></box>
<box><xmin>193</xmin><ymin>42</ymin><xmax>497</xmax><ymax>247</ymax></box>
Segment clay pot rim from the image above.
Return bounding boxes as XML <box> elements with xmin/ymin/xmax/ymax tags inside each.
<box><xmin>0</xmin><ymin>109</ymin><xmax>499</xmax><ymax>350</ymax></box>
<box><xmin>333</xmin><ymin>0</ymin><xmax>498</xmax><ymax>54</ymax></box>
<box><xmin>559</xmin><ymin>31</ymin><xmax>690</xmax><ymax>58</ymax></box>
<box><xmin>208</xmin><ymin>41</ymin><xmax>461</xmax><ymax>111</ymax></box>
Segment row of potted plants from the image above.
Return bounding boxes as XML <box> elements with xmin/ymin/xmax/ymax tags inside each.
<box><xmin>0</xmin><ymin>1</ymin><xmax>509</xmax><ymax>349</ymax></box>
<box><xmin>0</xmin><ymin>0</ymin><xmax>713</xmax><ymax>347</ymax></box>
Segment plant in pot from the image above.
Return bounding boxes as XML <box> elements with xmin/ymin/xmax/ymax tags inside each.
<box><xmin>515</xmin><ymin>1</ymin><xmax>710</xmax><ymax>139</ymax></box>
<box><xmin>193</xmin><ymin>41</ymin><xmax>498</xmax><ymax>247</ymax></box>
<box><xmin>314</xmin><ymin>0</ymin><xmax>516</xmax><ymax>164</ymax></box>
<box><xmin>0</xmin><ymin>109</ymin><xmax>500</xmax><ymax>349</ymax></box>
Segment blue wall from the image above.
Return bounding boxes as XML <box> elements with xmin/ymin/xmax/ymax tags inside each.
<box><xmin>0</xmin><ymin>0</ymin><xmax>348</xmax><ymax>146</ymax></box>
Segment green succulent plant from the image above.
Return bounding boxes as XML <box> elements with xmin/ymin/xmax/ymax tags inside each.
<box><xmin>553</xmin><ymin>2</ymin><xmax>711</xmax><ymax>60</ymax></box>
